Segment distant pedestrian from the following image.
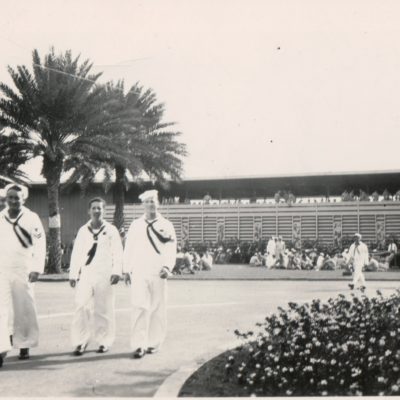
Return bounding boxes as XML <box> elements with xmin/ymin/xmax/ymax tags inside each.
<box><xmin>348</xmin><ymin>233</ymin><xmax>369</xmax><ymax>290</ymax></box>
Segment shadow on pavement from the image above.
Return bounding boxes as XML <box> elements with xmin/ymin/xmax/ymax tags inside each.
<box><xmin>2</xmin><ymin>351</ymin><xmax>135</xmax><ymax>371</ymax></box>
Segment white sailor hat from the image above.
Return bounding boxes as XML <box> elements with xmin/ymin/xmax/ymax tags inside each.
<box><xmin>139</xmin><ymin>189</ymin><xmax>159</xmax><ymax>202</ymax></box>
<box><xmin>5</xmin><ymin>183</ymin><xmax>29</xmax><ymax>200</ymax></box>
<box><xmin>0</xmin><ymin>188</ymin><xmax>6</xmax><ymax>199</ymax></box>
<box><xmin>354</xmin><ymin>233</ymin><xmax>362</xmax><ymax>239</ymax></box>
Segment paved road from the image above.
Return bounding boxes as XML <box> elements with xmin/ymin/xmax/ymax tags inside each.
<box><xmin>1</xmin><ymin>280</ymin><xmax>399</xmax><ymax>397</ymax></box>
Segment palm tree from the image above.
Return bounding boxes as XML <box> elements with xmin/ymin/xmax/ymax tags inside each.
<box><xmin>0</xmin><ymin>48</ymin><xmax>132</xmax><ymax>273</ymax></box>
<box><xmin>66</xmin><ymin>81</ymin><xmax>187</xmax><ymax>232</ymax></box>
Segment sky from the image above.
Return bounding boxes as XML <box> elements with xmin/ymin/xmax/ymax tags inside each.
<box><xmin>1</xmin><ymin>0</ymin><xmax>400</xmax><ymax>181</ymax></box>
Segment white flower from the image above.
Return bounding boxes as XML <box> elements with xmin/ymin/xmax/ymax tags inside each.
<box><xmin>320</xmin><ymin>380</ymin><xmax>327</xmax><ymax>386</ymax></box>
<box><xmin>390</xmin><ymin>331</ymin><xmax>396</xmax><ymax>337</ymax></box>
<box><xmin>370</xmin><ymin>337</ymin><xmax>376</xmax><ymax>344</ymax></box>
<box><xmin>392</xmin><ymin>385</ymin><xmax>399</xmax><ymax>392</ymax></box>
<box><xmin>321</xmin><ymin>391</ymin><xmax>328</xmax><ymax>396</ymax></box>
<box><xmin>267</xmin><ymin>345</ymin><xmax>273</xmax><ymax>351</ymax></box>
<box><xmin>331</xmin><ymin>359</ymin><xmax>337</xmax><ymax>365</ymax></box>
<box><xmin>286</xmin><ymin>390</ymin><xmax>293</xmax><ymax>395</ymax></box>
<box><xmin>385</xmin><ymin>350</ymin><xmax>392</xmax><ymax>356</ymax></box>
<box><xmin>378</xmin><ymin>377</ymin><xmax>385</xmax><ymax>383</ymax></box>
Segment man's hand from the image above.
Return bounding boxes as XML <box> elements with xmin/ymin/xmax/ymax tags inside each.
<box><xmin>159</xmin><ymin>267</ymin><xmax>171</xmax><ymax>279</ymax></box>
<box><xmin>28</xmin><ymin>272</ymin><xmax>40</xmax><ymax>283</ymax></box>
<box><xmin>123</xmin><ymin>273</ymin><xmax>131</xmax><ymax>286</ymax></box>
<box><xmin>110</xmin><ymin>274</ymin><xmax>120</xmax><ymax>285</ymax></box>
<box><xmin>69</xmin><ymin>279</ymin><xmax>77</xmax><ymax>288</ymax></box>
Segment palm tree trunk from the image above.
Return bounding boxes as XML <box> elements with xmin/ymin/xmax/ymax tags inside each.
<box><xmin>43</xmin><ymin>157</ymin><xmax>63</xmax><ymax>274</ymax></box>
<box><xmin>113</xmin><ymin>164</ymin><xmax>126</xmax><ymax>233</ymax></box>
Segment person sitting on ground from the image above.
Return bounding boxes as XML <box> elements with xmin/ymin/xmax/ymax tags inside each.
<box><xmin>315</xmin><ymin>252</ymin><xmax>325</xmax><ymax>271</ymax></box>
<box><xmin>225</xmin><ymin>248</ymin><xmax>233</xmax><ymax>263</ymax></box>
<box><xmin>214</xmin><ymin>246</ymin><xmax>225</xmax><ymax>264</ymax></box>
<box><xmin>173</xmin><ymin>246</ymin><xmax>195</xmax><ymax>275</ymax></box>
<box><xmin>342</xmin><ymin>248</ymin><xmax>350</xmax><ymax>264</ymax></box>
<box><xmin>199</xmin><ymin>249</ymin><xmax>213</xmax><ymax>271</ymax></box>
<box><xmin>300</xmin><ymin>251</ymin><xmax>313</xmax><ymax>270</ymax></box>
<box><xmin>291</xmin><ymin>250</ymin><xmax>301</xmax><ymax>270</ymax></box>
<box><xmin>189</xmin><ymin>248</ymin><xmax>200</xmax><ymax>271</ymax></box>
<box><xmin>321</xmin><ymin>254</ymin><xmax>336</xmax><ymax>270</ymax></box>
<box><xmin>249</xmin><ymin>252</ymin><xmax>263</xmax><ymax>266</ymax></box>
<box><xmin>336</xmin><ymin>252</ymin><xmax>348</xmax><ymax>269</ymax></box>
<box><xmin>280</xmin><ymin>249</ymin><xmax>289</xmax><ymax>269</ymax></box>
<box><xmin>365</xmin><ymin>251</ymin><xmax>389</xmax><ymax>271</ymax></box>
<box><xmin>308</xmin><ymin>248</ymin><xmax>318</xmax><ymax>268</ymax></box>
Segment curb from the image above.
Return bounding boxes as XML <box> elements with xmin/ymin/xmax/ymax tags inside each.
<box><xmin>154</xmin><ymin>340</ymin><xmax>242</xmax><ymax>398</ymax></box>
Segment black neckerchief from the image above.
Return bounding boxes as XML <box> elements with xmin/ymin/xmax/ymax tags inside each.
<box><xmin>145</xmin><ymin>218</ymin><xmax>172</xmax><ymax>254</ymax></box>
<box><xmin>5</xmin><ymin>211</ymin><xmax>32</xmax><ymax>249</ymax></box>
<box><xmin>85</xmin><ymin>223</ymin><xmax>106</xmax><ymax>265</ymax></box>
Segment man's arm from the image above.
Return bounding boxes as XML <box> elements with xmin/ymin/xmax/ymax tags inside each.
<box><xmin>29</xmin><ymin>213</ymin><xmax>46</xmax><ymax>279</ymax></box>
<box><xmin>69</xmin><ymin>229</ymin><xmax>85</xmax><ymax>282</ymax></box>
<box><xmin>160</xmin><ymin>220</ymin><xmax>177</xmax><ymax>277</ymax></box>
<box><xmin>111</xmin><ymin>225</ymin><xmax>124</xmax><ymax>276</ymax></box>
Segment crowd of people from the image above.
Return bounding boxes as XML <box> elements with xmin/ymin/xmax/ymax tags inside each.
<box><xmin>248</xmin><ymin>235</ymin><xmax>396</xmax><ymax>272</ymax></box>
<box><xmin>172</xmin><ymin>246</ymin><xmax>213</xmax><ymax>275</ymax></box>
<box><xmin>155</xmin><ymin>188</ymin><xmax>400</xmax><ymax>206</ymax></box>
<box><xmin>171</xmin><ymin>235</ymin><xmax>399</xmax><ymax>275</ymax></box>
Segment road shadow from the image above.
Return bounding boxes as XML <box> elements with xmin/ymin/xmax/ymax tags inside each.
<box><xmin>2</xmin><ymin>351</ymin><xmax>136</xmax><ymax>371</ymax></box>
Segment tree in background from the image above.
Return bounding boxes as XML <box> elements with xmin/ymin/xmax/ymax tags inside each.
<box><xmin>0</xmin><ymin>48</ymin><xmax>134</xmax><ymax>273</ymax></box>
<box><xmin>66</xmin><ymin>81</ymin><xmax>187</xmax><ymax>232</ymax></box>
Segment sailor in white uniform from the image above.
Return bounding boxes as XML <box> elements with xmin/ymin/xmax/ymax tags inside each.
<box><xmin>69</xmin><ymin>198</ymin><xmax>123</xmax><ymax>355</ymax></box>
<box><xmin>348</xmin><ymin>233</ymin><xmax>369</xmax><ymax>290</ymax></box>
<box><xmin>123</xmin><ymin>190</ymin><xmax>177</xmax><ymax>359</ymax></box>
<box><xmin>0</xmin><ymin>184</ymin><xmax>46</xmax><ymax>367</ymax></box>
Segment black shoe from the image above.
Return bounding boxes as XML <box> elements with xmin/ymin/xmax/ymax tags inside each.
<box><xmin>348</xmin><ymin>284</ymin><xmax>354</xmax><ymax>290</ymax></box>
<box><xmin>18</xmin><ymin>348</ymin><xmax>29</xmax><ymax>360</ymax></box>
<box><xmin>146</xmin><ymin>347</ymin><xmax>158</xmax><ymax>354</ymax></box>
<box><xmin>97</xmin><ymin>345</ymin><xmax>109</xmax><ymax>354</ymax></box>
<box><xmin>73</xmin><ymin>344</ymin><xmax>87</xmax><ymax>356</ymax></box>
<box><xmin>133</xmin><ymin>348</ymin><xmax>146</xmax><ymax>359</ymax></box>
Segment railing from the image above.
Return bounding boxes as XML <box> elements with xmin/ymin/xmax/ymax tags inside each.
<box><xmin>105</xmin><ymin>201</ymin><xmax>400</xmax><ymax>245</ymax></box>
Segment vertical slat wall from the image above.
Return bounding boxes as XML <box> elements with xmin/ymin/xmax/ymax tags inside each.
<box><xmin>105</xmin><ymin>202</ymin><xmax>400</xmax><ymax>245</ymax></box>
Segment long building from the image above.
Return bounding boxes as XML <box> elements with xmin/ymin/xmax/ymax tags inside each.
<box><xmin>24</xmin><ymin>169</ymin><xmax>400</xmax><ymax>245</ymax></box>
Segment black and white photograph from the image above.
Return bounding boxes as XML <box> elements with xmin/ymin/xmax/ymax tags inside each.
<box><xmin>1</xmin><ymin>0</ymin><xmax>400</xmax><ymax>397</ymax></box>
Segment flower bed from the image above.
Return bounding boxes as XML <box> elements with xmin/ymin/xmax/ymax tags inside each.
<box><xmin>180</xmin><ymin>290</ymin><xmax>400</xmax><ymax>396</ymax></box>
